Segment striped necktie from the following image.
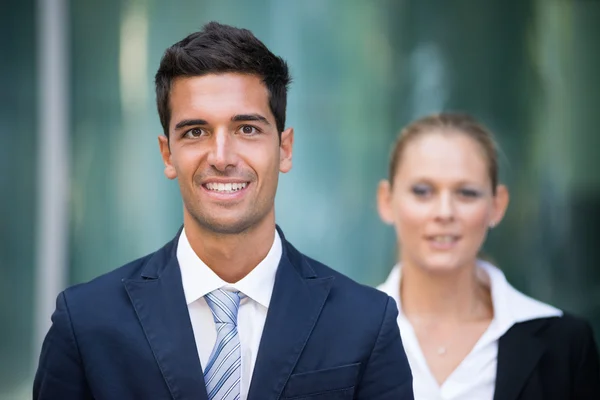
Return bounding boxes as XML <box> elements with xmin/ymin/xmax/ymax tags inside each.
<box><xmin>203</xmin><ymin>289</ymin><xmax>244</xmax><ymax>400</ymax></box>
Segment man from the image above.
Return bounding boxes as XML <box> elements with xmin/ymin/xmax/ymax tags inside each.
<box><xmin>34</xmin><ymin>22</ymin><xmax>413</xmax><ymax>399</ymax></box>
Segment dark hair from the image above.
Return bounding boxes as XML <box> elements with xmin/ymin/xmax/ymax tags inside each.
<box><xmin>389</xmin><ymin>112</ymin><xmax>500</xmax><ymax>194</ymax></box>
<box><xmin>155</xmin><ymin>21</ymin><xmax>291</xmax><ymax>137</ymax></box>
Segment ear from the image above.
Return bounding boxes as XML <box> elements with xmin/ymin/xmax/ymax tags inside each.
<box><xmin>490</xmin><ymin>184</ymin><xmax>509</xmax><ymax>227</ymax></box>
<box><xmin>279</xmin><ymin>127</ymin><xmax>294</xmax><ymax>173</ymax></box>
<box><xmin>158</xmin><ymin>135</ymin><xmax>177</xmax><ymax>180</ymax></box>
<box><xmin>377</xmin><ymin>180</ymin><xmax>395</xmax><ymax>225</ymax></box>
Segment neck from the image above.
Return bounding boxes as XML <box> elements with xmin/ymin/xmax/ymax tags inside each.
<box><xmin>183</xmin><ymin>212</ymin><xmax>276</xmax><ymax>283</ymax></box>
<box><xmin>400</xmin><ymin>259</ymin><xmax>492</xmax><ymax>324</ymax></box>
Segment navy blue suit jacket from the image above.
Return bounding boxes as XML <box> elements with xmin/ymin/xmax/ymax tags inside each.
<box><xmin>34</xmin><ymin>227</ymin><xmax>413</xmax><ymax>399</ymax></box>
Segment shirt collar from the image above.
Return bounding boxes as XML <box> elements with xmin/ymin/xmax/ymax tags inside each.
<box><xmin>177</xmin><ymin>227</ymin><xmax>282</xmax><ymax>308</ymax></box>
<box><xmin>477</xmin><ymin>259</ymin><xmax>563</xmax><ymax>329</ymax></box>
<box><xmin>378</xmin><ymin>260</ymin><xmax>562</xmax><ymax>337</ymax></box>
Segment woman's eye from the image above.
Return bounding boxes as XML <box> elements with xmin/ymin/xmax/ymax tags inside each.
<box><xmin>411</xmin><ymin>185</ymin><xmax>431</xmax><ymax>197</ymax></box>
<box><xmin>459</xmin><ymin>188</ymin><xmax>481</xmax><ymax>198</ymax></box>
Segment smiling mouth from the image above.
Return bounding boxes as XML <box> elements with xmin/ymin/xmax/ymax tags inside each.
<box><xmin>427</xmin><ymin>235</ymin><xmax>461</xmax><ymax>244</ymax></box>
<box><xmin>202</xmin><ymin>182</ymin><xmax>249</xmax><ymax>194</ymax></box>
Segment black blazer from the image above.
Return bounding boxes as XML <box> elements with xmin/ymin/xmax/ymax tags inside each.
<box><xmin>494</xmin><ymin>313</ymin><xmax>600</xmax><ymax>400</ymax></box>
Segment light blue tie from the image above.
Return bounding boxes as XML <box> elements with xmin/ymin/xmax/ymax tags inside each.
<box><xmin>204</xmin><ymin>289</ymin><xmax>244</xmax><ymax>400</ymax></box>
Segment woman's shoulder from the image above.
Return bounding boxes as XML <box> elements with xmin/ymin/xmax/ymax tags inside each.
<box><xmin>498</xmin><ymin>313</ymin><xmax>600</xmax><ymax>397</ymax></box>
<box><xmin>504</xmin><ymin>311</ymin><xmax>597</xmax><ymax>350</ymax></box>
<box><xmin>541</xmin><ymin>312</ymin><xmax>596</xmax><ymax>343</ymax></box>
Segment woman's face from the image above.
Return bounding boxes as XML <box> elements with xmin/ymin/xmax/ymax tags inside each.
<box><xmin>378</xmin><ymin>130</ymin><xmax>509</xmax><ymax>273</ymax></box>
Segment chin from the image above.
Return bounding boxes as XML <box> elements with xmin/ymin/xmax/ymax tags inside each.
<box><xmin>418</xmin><ymin>255</ymin><xmax>467</xmax><ymax>274</ymax></box>
<box><xmin>189</xmin><ymin>212</ymin><xmax>252</xmax><ymax>235</ymax></box>
<box><xmin>211</xmin><ymin>219</ymin><xmax>255</xmax><ymax>235</ymax></box>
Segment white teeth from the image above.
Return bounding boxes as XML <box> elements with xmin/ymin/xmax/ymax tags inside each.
<box><xmin>205</xmin><ymin>182</ymin><xmax>247</xmax><ymax>193</ymax></box>
<box><xmin>431</xmin><ymin>235</ymin><xmax>455</xmax><ymax>243</ymax></box>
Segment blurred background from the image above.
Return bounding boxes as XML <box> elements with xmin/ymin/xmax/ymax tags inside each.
<box><xmin>1</xmin><ymin>0</ymin><xmax>599</xmax><ymax>397</ymax></box>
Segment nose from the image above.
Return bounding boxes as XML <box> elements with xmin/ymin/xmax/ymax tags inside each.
<box><xmin>434</xmin><ymin>191</ymin><xmax>455</xmax><ymax>222</ymax></box>
<box><xmin>206</xmin><ymin>130</ymin><xmax>237</xmax><ymax>172</ymax></box>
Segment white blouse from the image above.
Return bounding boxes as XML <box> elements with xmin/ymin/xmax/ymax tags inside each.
<box><xmin>377</xmin><ymin>260</ymin><xmax>562</xmax><ymax>400</ymax></box>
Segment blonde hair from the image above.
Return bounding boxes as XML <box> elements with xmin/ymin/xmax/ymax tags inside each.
<box><xmin>389</xmin><ymin>112</ymin><xmax>500</xmax><ymax>194</ymax></box>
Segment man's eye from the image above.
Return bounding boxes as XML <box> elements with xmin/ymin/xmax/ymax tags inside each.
<box><xmin>183</xmin><ymin>128</ymin><xmax>204</xmax><ymax>138</ymax></box>
<box><xmin>239</xmin><ymin>125</ymin><xmax>259</xmax><ymax>135</ymax></box>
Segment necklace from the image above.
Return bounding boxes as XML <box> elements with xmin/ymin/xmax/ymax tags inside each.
<box><xmin>437</xmin><ymin>346</ymin><xmax>447</xmax><ymax>356</ymax></box>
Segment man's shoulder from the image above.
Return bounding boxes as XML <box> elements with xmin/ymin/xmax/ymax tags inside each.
<box><xmin>62</xmin><ymin>240</ymin><xmax>172</xmax><ymax>304</ymax></box>
<box><xmin>302</xmin><ymin>254</ymin><xmax>394</xmax><ymax>316</ymax></box>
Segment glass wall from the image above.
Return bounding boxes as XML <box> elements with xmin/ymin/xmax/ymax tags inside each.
<box><xmin>0</xmin><ymin>0</ymin><xmax>37</xmax><ymax>397</ymax></box>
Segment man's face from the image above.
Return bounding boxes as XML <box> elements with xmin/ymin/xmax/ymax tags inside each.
<box><xmin>159</xmin><ymin>73</ymin><xmax>293</xmax><ymax>235</ymax></box>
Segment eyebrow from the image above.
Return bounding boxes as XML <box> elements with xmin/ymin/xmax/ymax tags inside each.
<box><xmin>231</xmin><ymin>114</ymin><xmax>270</xmax><ymax>125</ymax></box>
<box><xmin>174</xmin><ymin>119</ymin><xmax>208</xmax><ymax>130</ymax></box>
<box><xmin>410</xmin><ymin>178</ymin><xmax>486</xmax><ymax>189</ymax></box>
<box><xmin>174</xmin><ymin>114</ymin><xmax>271</xmax><ymax>131</ymax></box>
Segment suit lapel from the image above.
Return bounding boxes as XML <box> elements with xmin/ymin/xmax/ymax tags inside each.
<box><xmin>123</xmin><ymin>233</ymin><xmax>208</xmax><ymax>400</ymax></box>
<box><xmin>247</xmin><ymin>231</ymin><xmax>333</xmax><ymax>400</ymax></box>
<box><xmin>494</xmin><ymin>319</ymin><xmax>552</xmax><ymax>400</ymax></box>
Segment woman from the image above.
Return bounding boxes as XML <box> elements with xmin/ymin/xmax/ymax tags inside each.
<box><xmin>376</xmin><ymin>112</ymin><xmax>599</xmax><ymax>399</ymax></box>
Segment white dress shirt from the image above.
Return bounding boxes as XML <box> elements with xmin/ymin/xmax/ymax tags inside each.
<box><xmin>177</xmin><ymin>228</ymin><xmax>282</xmax><ymax>400</ymax></box>
<box><xmin>377</xmin><ymin>260</ymin><xmax>562</xmax><ymax>400</ymax></box>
